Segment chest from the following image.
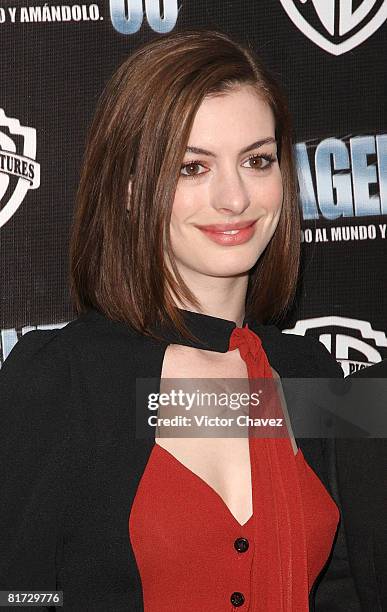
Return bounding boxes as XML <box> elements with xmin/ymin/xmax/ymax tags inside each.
<box><xmin>155</xmin><ymin>343</ymin><xmax>285</xmax><ymax>526</ymax></box>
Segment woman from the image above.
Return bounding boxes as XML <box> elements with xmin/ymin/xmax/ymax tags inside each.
<box><xmin>0</xmin><ymin>29</ymin><xmax>350</xmax><ymax>611</ymax></box>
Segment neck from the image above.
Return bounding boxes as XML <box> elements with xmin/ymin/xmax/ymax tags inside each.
<box><xmin>172</xmin><ymin>273</ymin><xmax>248</xmax><ymax>328</ymax></box>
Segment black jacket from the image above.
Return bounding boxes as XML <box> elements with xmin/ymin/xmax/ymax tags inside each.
<box><xmin>334</xmin><ymin>360</ymin><xmax>387</xmax><ymax>611</ymax></box>
<box><xmin>0</xmin><ymin>307</ymin><xmax>357</xmax><ymax>610</ymax></box>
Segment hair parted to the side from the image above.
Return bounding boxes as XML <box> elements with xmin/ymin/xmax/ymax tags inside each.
<box><xmin>69</xmin><ymin>28</ymin><xmax>300</xmax><ymax>343</ymax></box>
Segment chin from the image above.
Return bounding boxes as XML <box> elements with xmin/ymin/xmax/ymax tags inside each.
<box><xmin>194</xmin><ymin>260</ymin><xmax>257</xmax><ymax>278</ymax></box>
<box><xmin>207</xmin><ymin>249</ymin><xmax>264</xmax><ymax>270</ymax></box>
<box><xmin>174</xmin><ymin>246</ymin><xmax>264</xmax><ymax>278</ymax></box>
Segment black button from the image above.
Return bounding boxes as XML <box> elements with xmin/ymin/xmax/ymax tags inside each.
<box><xmin>230</xmin><ymin>592</ymin><xmax>245</xmax><ymax>607</ymax></box>
<box><xmin>234</xmin><ymin>537</ymin><xmax>249</xmax><ymax>553</ymax></box>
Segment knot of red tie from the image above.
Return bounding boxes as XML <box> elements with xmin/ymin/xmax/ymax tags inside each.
<box><xmin>228</xmin><ymin>323</ymin><xmax>273</xmax><ymax>380</ymax></box>
<box><xmin>228</xmin><ymin>323</ymin><xmax>283</xmax><ymax>429</ymax></box>
<box><xmin>228</xmin><ymin>323</ymin><xmax>262</xmax><ymax>360</ymax></box>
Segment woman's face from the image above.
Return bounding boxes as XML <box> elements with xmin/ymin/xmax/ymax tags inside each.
<box><xmin>168</xmin><ymin>84</ymin><xmax>283</xmax><ymax>282</ymax></box>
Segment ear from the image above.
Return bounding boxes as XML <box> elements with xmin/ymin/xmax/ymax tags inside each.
<box><xmin>126</xmin><ymin>179</ymin><xmax>132</xmax><ymax>211</ymax></box>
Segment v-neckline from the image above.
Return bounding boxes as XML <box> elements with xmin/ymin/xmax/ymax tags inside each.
<box><xmin>153</xmin><ymin>439</ymin><xmax>254</xmax><ymax>528</ymax></box>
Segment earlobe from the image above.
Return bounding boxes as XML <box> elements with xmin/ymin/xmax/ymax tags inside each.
<box><xmin>127</xmin><ymin>180</ymin><xmax>132</xmax><ymax>211</ymax></box>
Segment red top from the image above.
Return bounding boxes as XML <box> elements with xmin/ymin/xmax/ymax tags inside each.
<box><xmin>129</xmin><ymin>324</ymin><xmax>339</xmax><ymax>611</ymax></box>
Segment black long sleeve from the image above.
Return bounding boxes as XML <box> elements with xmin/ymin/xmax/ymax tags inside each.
<box><xmin>305</xmin><ymin>337</ymin><xmax>362</xmax><ymax>612</ymax></box>
<box><xmin>0</xmin><ymin>330</ymin><xmax>72</xmax><ymax>610</ymax></box>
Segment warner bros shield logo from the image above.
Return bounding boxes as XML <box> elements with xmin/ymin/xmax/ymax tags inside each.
<box><xmin>280</xmin><ymin>0</ymin><xmax>387</xmax><ymax>55</ymax></box>
<box><xmin>0</xmin><ymin>108</ymin><xmax>40</xmax><ymax>228</ymax></box>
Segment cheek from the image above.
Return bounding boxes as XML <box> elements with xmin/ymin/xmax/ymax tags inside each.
<box><xmin>260</xmin><ymin>173</ymin><xmax>283</xmax><ymax>212</ymax></box>
<box><xmin>170</xmin><ymin>205</ymin><xmax>186</xmax><ymax>234</ymax></box>
<box><xmin>170</xmin><ymin>190</ymin><xmax>199</xmax><ymax>228</ymax></box>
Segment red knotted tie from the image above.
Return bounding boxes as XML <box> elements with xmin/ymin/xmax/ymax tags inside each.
<box><xmin>228</xmin><ymin>323</ymin><xmax>286</xmax><ymax>434</ymax></box>
<box><xmin>227</xmin><ymin>322</ymin><xmax>309</xmax><ymax>611</ymax></box>
<box><xmin>228</xmin><ymin>322</ymin><xmax>273</xmax><ymax>379</ymax></box>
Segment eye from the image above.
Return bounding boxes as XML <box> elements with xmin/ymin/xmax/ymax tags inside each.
<box><xmin>179</xmin><ymin>153</ymin><xmax>277</xmax><ymax>180</ymax></box>
<box><xmin>180</xmin><ymin>161</ymin><xmax>208</xmax><ymax>179</ymax></box>
<box><xmin>243</xmin><ymin>153</ymin><xmax>277</xmax><ymax>170</ymax></box>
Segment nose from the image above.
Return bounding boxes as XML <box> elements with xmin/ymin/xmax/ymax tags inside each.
<box><xmin>211</xmin><ymin>167</ymin><xmax>251</xmax><ymax>216</ymax></box>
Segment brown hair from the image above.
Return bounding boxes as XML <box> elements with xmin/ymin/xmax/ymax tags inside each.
<box><xmin>69</xmin><ymin>28</ymin><xmax>300</xmax><ymax>343</ymax></box>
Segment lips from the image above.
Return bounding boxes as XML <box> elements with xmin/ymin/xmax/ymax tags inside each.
<box><xmin>195</xmin><ymin>219</ymin><xmax>258</xmax><ymax>246</ymax></box>
<box><xmin>195</xmin><ymin>220</ymin><xmax>257</xmax><ymax>233</ymax></box>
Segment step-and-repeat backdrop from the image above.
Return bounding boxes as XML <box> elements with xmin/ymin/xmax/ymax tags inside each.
<box><xmin>1</xmin><ymin>1</ymin><xmax>386</xmax><ymax>375</ymax></box>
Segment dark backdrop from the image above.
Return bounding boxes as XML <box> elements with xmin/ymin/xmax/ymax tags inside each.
<box><xmin>1</xmin><ymin>0</ymin><xmax>386</xmax><ymax>374</ymax></box>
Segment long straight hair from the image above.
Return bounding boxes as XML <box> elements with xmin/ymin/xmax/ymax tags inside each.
<box><xmin>69</xmin><ymin>29</ymin><xmax>300</xmax><ymax>343</ymax></box>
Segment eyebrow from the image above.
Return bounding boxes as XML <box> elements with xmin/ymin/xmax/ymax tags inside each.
<box><xmin>185</xmin><ymin>137</ymin><xmax>277</xmax><ymax>157</ymax></box>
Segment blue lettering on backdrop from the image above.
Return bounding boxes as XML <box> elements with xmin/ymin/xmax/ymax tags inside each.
<box><xmin>316</xmin><ymin>138</ymin><xmax>353</xmax><ymax>220</ymax></box>
<box><xmin>109</xmin><ymin>0</ymin><xmax>178</xmax><ymax>34</ymax></box>
<box><xmin>295</xmin><ymin>134</ymin><xmax>387</xmax><ymax>219</ymax></box>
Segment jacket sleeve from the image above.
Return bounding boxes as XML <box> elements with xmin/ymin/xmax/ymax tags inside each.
<box><xmin>0</xmin><ymin>330</ymin><xmax>72</xmax><ymax>611</ymax></box>
<box><xmin>304</xmin><ymin>337</ymin><xmax>362</xmax><ymax>612</ymax></box>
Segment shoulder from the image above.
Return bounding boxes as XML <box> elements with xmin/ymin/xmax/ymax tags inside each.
<box><xmin>0</xmin><ymin>308</ymin><xmax>151</xmax><ymax>398</ymax></box>
<box><xmin>2</xmin><ymin>307</ymin><xmax>140</xmax><ymax>366</ymax></box>
<box><xmin>1</xmin><ymin>326</ymin><xmax>69</xmax><ymax>392</ymax></box>
<box><xmin>0</xmin><ymin>327</ymin><xmax>73</xmax><ymax>456</ymax></box>
<box><xmin>349</xmin><ymin>358</ymin><xmax>387</xmax><ymax>378</ymax></box>
<box><xmin>252</xmin><ymin>322</ymin><xmax>343</xmax><ymax>378</ymax></box>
